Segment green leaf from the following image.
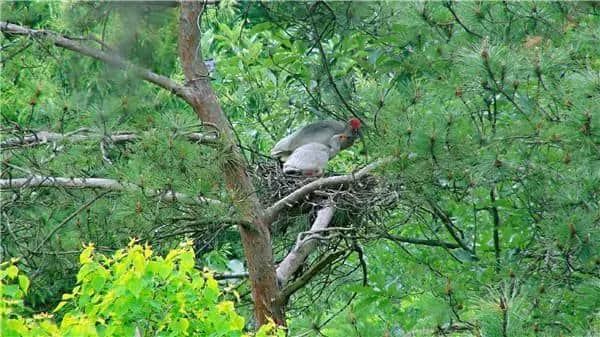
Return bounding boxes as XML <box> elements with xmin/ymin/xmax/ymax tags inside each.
<box><xmin>18</xmin><ymin>275</ymin><xmax>30</xmax><ymax>294</ymax></box>
<box><xmin>53</xmin><ymin>301</ymin><xmax>67</xmax><ymax>313</ymax></box>
<box><xmin>179</xmin><ymin>251</ymin><xmax>195</xmax><ymax>274</ymax></box>
<box><xmin>90</xmin><ymin>274</ymin><xmax>106</xmax><ymax>292</ymax></box>
<box><xmin>148</xmin><ymin>261</ymin><xmax>173</xmax><ymax>279</ymax></box>
<box><xmin>6</xmin><ymin>265</ymin><xmax>18</xmax><ymax>279</ymax></box>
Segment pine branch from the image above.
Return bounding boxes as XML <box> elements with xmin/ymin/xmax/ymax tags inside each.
<box><xmin>443</xmin><ymin>1</ymin><xmax>483</xmax><ymax>39</ymax></box>
<box><xmin>490</xmin><ymin>186</ymin><xmax>501</xmax><ymax>271</ymax></box>
<box><xmin>0</xmin><ymin>176</ymin><xmax>222</xmax><ymax>206</ymax></box>
<box><xmin>0</xmin><ymin>22</ymin><xmax>189</xmax><ymax>101</ymax></box>
<box><xmin>309</xmin><ymin>12</ymin><xmax>362</xmax><ymax>121</ymax></box>
<box><xmin>426</xmin><ymin>198</ymin><xmax>474</xmax><ymax>253</ymax></box>
<box><xmin>383</xmin><ymin>233</ymin><xmax>461</xmax><ymax>249</ymax></box>
<box><xmin>33</xmin><ymin>191</ymin><xmax>110</xmax><ymax>254</ymax></box>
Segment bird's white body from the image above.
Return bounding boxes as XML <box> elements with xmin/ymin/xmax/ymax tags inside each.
<box><xmin>283</xmin><ymin>134</ymin><xmax>344</xmax><ymax>176</ymax></box>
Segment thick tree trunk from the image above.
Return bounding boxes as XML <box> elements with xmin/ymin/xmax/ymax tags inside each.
<box><xmin>178</xmin><ymin>2</ymin><xmax>284</xmax><ymax>327</ymax></box>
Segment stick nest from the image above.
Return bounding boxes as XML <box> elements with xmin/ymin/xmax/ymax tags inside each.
<box><xmin>250</xmin><ymin>160</ymin><xmax>402</xmax><ymax>218</ymax></box>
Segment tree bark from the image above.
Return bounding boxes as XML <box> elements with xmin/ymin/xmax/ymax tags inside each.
<box><xmin>177</xmin><ymin>2</ymin><xmax>284</xmax><ymax>326</ymax></box>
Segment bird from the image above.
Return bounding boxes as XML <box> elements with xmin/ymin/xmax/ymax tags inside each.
<box><xmin>283</xmin><ymin>134</ymin><xmax>347</xmax><ymax>176</ymax></box>
<box><xmin>271</xmin><ymin>118</ymin><xmax>362</xmax><ymax>162</ymax></box>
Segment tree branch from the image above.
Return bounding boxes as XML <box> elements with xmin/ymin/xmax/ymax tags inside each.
<box><xmin>178</xmin><ymin>2</ymin><xmax>284</xmax><ymax>325</ymax></box>
<box><xmin>0</xmin><ymin>175</ymin><xmax>222</xmax><ymax>206</ymax></box>
<box><xmin>309</xmin><ymin>12</ymin><xmax>362</xmax><ymax>122</ymax></box>
<box><xmin>383</xmin><ymin>233</ymin><xmax>461</xmax><ymax>249</ymax></box>
<box><xmin>426</xmin><ymin>199</ymin><xmax>473</xmax><ymax>253</ymax></box>
<box><xmin>443</xmin><ymin>1</ymin><xmax>483</xmax><ymax>39</ymax></box>
<box><xmin>33</xmin><ymin>191</ymin><xmax>110</xmax><ymax>253</ymax></box>
<box><xmin>278</xmin><ymin>250</ymin><xmax>345</xmax><ymax>302</ymax></box>
<box><xmin>276</xmin><ymin>206</ymin><xmax>336</xmax><ymax>284</ymax></box>
<box><xmin>213</xmin><ymin>272</ymin><xmax>249</xmax><ymax>280</ymax></box>
<box><xmin>0</xmin><ymin>21</ymin><xmax>190</xmax><ymax>101</ymax></box>
<box><xmin>490</xmin><ymin>186</ymin><xmax>501</xmax><ymax>271</ymax></box>
<box><xmin>263</xmin><ymin>157</ymin><xmax>394</xmax><ymax>224</ymax></box>
<box><xmin>1</xmin><ymin>129</ymin><xmax>217</xmax><ymax>149</ymax></box>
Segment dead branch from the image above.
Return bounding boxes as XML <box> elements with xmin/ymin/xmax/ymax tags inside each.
<box><xmin>263</xmin><ymin>157</ymin><xmax>395</xmax><ymax>223</ymax></box>
<box><xmin>276</xmin><ymin>206</ymin><xmax>336</xmax><ymax>284</ymax></box>
<box><xmin>1</xmin><ymin>130</ymin><xmax>217</xmax><ymax>149</ymax></box>
<box><xmin>278</xmin><ymin>250</ymin><xmax>346</xmax><ymax>302</ymax></box>
<box><xmin>0</xmin><ymin>175</ymin><xmax>222</xmax><ymax>206</ymax></box>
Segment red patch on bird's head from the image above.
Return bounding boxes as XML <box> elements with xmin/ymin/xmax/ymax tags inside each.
<box><xmin>349</xmin><ymin>118</ymin><xmax>361</xmax><ymax>130</ymax></box>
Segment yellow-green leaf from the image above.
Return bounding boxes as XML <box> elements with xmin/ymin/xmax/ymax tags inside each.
<box><xmin>6</xmin><ymin>265</ymin><xmax>19</xmax><ymax>279</ymax></box>
<box><xmin>53</xmin><ymin>301</ymin><xmax>67</xmax><ymax>313</ymax></box>
<box><xmin>179</xmin><ymin>251</ymin><xmax>194</xmax><ymax>273</ymax></box>
<box><xmin>18</xmin><ymin>275</ymin><xmax>30</xmax><ymax>293</ymax></box>
<box><xmin>79</xmin><ymin>245</ymin><xmax>94</xmax><ymax>264</ymax></box>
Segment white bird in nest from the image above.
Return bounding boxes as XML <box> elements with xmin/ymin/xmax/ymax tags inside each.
<box><xmin>283</xmin><ymin>134</ymin><xmax>348</xmax><ymax>176</ymax></box>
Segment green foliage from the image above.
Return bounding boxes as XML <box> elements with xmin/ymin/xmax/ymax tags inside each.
<box><xmin>1</xmin><ymin>1</ymin><xmax>599</xmax><ymax>336</ymax></box>
<box><xmin>0</xmin><ymin>241</ymin><xmax>283</xmax><ymax>337</ymax></box>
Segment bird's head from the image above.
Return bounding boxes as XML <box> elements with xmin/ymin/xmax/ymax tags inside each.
<box><xmin>348</xmin><ymin>118</ymin><xmax>362</xmax><ymax>131</ymax></box>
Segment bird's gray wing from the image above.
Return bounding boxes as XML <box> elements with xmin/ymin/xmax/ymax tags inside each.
<box><xmin>284</xmin><ymin>120</ymin><xmax>345</xmax><ymax>151</ymax></box>
<box><xmin>270</xmin><ymin>133</ymin><xmax>294</xmax><ymax>158</ymax></box>
<box><xmin>271</xmin><ymin>120</ymin><xmax>346</xmax><ymax>159</ymax></box>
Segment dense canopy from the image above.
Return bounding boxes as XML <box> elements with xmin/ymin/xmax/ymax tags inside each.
<box><xmin>1</xmin><ymin>1</ymin><xmax>599</xmax><ymax>336</ymax></box>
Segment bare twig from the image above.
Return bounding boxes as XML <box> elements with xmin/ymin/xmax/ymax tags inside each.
<box><xmin>426</xmin><ymin>198</ymin><xmax>473</xmax><ymax>253</ymax></box>
<box><xmin>0</xmin><ymin>41</ymin><xmax>32</xmax><ymax>63</ymax></box>
<box><xmin>490</xmin><ymin>186</ymin><xmax>501</xmax><ymax>271</ymax></box>
<box><xmin>309</xmin><ymin>14</ymin><xmax>362</xmax><ymax>122</ymax></box>
<box><xmin>33</xmin><ymin>191</ymin><xmax>110</xmax><ymax>253</ymax></box>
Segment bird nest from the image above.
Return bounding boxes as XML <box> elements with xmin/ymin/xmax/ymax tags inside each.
<box><xmin>251</xmin><ymin>160</ymin><xmax>402</xmax><ymax>217</ymax></box>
